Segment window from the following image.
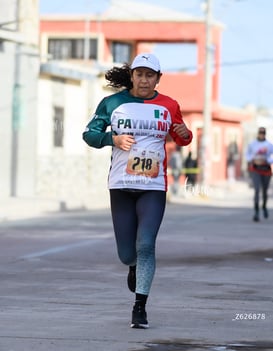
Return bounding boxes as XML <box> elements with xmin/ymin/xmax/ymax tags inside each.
<box><xmin>153</xmin><ymin>42</ymin><xmax>198</xmax><ymax>73</ymax></box>
<box><xmin>48</xmin><ymin>38</ymin><xmax>98</xmax><ymax>60</ymax></box>
<box><xmin>53</xmin><ymin>106</ymin><xmax>64</xmax><ymax>147</ymax></box>
<box><xmin>111</xmin><ymin>42</ymin><xmax>132</xmax><ymax>63</ymax></box>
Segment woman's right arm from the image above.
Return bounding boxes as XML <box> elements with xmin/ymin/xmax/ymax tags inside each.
<box><xmin>83</xmin><ymin>113</ymin><xmax>135</xmax><ymax>150</ymax></box>
<box><xmin>82</xmin><ymin>99</ymin><xmax>114</xmax><ymax>149</ymax></box>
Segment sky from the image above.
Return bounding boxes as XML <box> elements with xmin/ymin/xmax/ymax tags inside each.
<box><xmin>39</xmin><ymin>0</ymin><xmax>273</xmax><ymax>110</ymax></box>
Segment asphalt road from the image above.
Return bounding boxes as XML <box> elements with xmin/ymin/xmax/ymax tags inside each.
<box><xmin>0</xmin><ymin>196</ymin><xmax>273</xmax><ymax>351</ymax></box>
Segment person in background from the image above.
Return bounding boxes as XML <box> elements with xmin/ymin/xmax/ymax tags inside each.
<box><xmin>169</xmin><ymin>145</ymin><xmax>183</xmax><ymax>195</ymax></box>
<box><xmin>82</xmin><ymin>53</ymin><xmax>192</xmax><ymax>329</ymax></box>
<box><xmin>246</xmin><ymin>127</ymin><xmax>273</xmax><ymax>222</ymax></box>
<box><xmin>184</xmin><ymin>151</ymin><xmax>198</xmax><ymax>187</ymax></box>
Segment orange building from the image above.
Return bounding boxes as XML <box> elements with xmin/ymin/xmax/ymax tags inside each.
<box><xmin>40</xmin><ymin>1</ymin><xmax>250</xmax><ymax>184</ymax></box>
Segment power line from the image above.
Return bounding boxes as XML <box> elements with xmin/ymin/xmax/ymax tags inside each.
<box><xmin>175</xmin><ymin>57</ymin><xmax>273</xmax><ymax>72</ymax></box>
<box><xmin>218</xmin><ymin>58</ymin><xmax>273</xmax><ymax>68</ymax></box>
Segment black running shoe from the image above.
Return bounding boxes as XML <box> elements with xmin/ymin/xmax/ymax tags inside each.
<box><xmin>130</xmin><ymin>305</ymin><xmax>149</xmax><ymax>329</ymax></box>
<box><xmin>127</xmin><ymin>266</ymin><xmax>136</xmax><ymax>293</ymax></box>
<box><xmin>263</xmin><ymin>208</ymin><xmax>269</xmax><ymax>219</ymax></box>
<box><xmin>253</xmin><ymin>213</ymin><xmax>259</xmax><ymax>222</ymax></box>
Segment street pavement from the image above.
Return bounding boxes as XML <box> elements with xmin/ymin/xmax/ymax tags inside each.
<box><xmin>0</xmin><ymin>181</ymin><xmax>273</xmax><ymax>351</ymax></box>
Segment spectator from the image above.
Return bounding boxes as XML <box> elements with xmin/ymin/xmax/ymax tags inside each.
<box><xmin>246</xmin><ymin>127</ymin><xmax>273</xmax><ymax>221</ymax></box>
<box><xmin>184</xmin><ymin>151</ymin><xmax>198</xmax><ymax>187</ymax></box>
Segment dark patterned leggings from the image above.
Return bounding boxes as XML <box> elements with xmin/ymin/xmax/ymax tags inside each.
<box><xmin>251</xmin><ymin>172</ymin><xmax>271</xmax><ymax>209</ymax></box>
<box><xmin>110</xmin><ymin>189</ymin><xmax>166</xmax><ymax>295</ymax></box>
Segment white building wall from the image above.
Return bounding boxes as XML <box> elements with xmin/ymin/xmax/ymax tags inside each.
<box><xmin>37</xmin><ymin>78</ymin><xmax>53</xmax><ymax>155</ymax></box>
<box><xmin>0</xmin><ymin>0</ymin><xmax>39</xmax><ymax>197</ymax></box>
<box><xmin>0</xmin><ymin>41</ymin><xmax>14</xmax><ymax>196</ymax></box>
<box><xmin>65</xmin><ymin>80</ymin><xmax>87</xmax><ymax>155</ymax></box>
<box><xmin>37</xmin><ymin>75</ymin><xmax>111</xmax><ymax>208</ymax></box>
<box><xmin>15</xmin><ymin>48</ymin><xmax>39</xmax><ymax>197</ymax></box>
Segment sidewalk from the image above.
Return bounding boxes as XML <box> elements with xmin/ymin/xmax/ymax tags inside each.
<box><xmin>0</xmin><ymin>197</ymin><xmax>62</xmax><ymax>222</ymax></box>
<box><xmin>0</xmin><ymin>180</ymin><xmax>270</xmax><ymax>222</ymax></box>
<box><xmin>0</xmin><ymin>194</ymin><xmax>107</xmax><ymax>222</ymax></box>
<box><xmin>169</xmin><ymin>179</ymin><xmax>254</xmax><ymax>207</ymax></box>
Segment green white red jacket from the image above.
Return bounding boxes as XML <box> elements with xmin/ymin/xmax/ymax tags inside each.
<box><xmin>83</xmin><ymin>89</ymin><xmax>192</xmax><ymax>191</ymax></box>
<box><xmin>246</xmin><ymin>139</ymin><xmax>273</xmax><ymax>176</ymax></box>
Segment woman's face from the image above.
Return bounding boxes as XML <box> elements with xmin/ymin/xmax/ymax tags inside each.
<box><xmin>130</xmin><ymin>68</ymin><xmax>161</xmax><ymax>99</ymax></box>
<box><xmin>257</xmin><ymin>128</ymin><xmax>266</xmax><ymax>141</ymax></box>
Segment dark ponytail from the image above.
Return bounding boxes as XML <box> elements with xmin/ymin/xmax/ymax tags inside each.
<box><xmin>105</xmin><ymin>63</ymin><xmax>133</xmax><ymax>90</ymax></box>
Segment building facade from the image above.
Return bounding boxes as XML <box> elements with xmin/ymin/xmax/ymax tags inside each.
<box><xmin>36</xmin><ymin>0</ymin><xmax>252</xmax><ymax>207</ymax></box>
<box><xmin>0</xmin><ymin>0</ymin><xmax>39</xmax><ymax>197</ymax></box>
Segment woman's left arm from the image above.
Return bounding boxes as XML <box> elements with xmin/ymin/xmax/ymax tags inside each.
<box><xmin>267</xmin><ymin>143</ymin><xmax>273</xmax><ymax>164</ymax></box>
<box><xmin>169</xmin><ymin>104</ymin><xmax>193</xmax><ymax>146</ymax></box>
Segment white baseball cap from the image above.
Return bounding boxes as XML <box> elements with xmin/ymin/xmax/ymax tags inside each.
<box><xmin>131</xmin><ymin>53</ymin><xmax>161</xmax><ymax>72</ymax></box>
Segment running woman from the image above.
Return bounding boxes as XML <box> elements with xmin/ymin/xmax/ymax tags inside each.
<box><xmin>83</xmin><ymin>53</ymin><xmax>192</xmax><ymax>328</ymax></box>
<box><xmin>246</xmin><ymin>127</ymin><xmax>273</xmax><ymax>222</ymax></box>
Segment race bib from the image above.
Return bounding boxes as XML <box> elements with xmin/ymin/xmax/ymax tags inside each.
<box><xmin>126</xmin><ymin>147</ymin><xmax>160</xmax><ymax>178</ymax></box>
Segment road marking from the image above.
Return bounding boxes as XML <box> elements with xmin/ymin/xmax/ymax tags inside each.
<box><xmin>20</xmin><ymin>233</ymin><xmax>112</xmax><ymax>259</ymax></box>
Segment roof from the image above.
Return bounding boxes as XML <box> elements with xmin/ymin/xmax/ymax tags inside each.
<box><xmin>100</xmin><ymin>0</ymin><xmax>200</xmax><ymax>22</ymax></box>
<box><xmin>213</xmin><ymin>104</ymin><xmax>251</xmax><ymax>123</ymax></box>
<box><xmin>40</xmin><ymin>61</ymin><xmax>104</xmax><ymax>81</ymax></box>
<box><xmin>40</xmin><ymin>0</ymin><xmax>224</xmax><ymax>33</ymax></box>
<box><xmin>40</xmin><ymin>0</ymin><xmax>208</xmax><ymax>24</ymax></box>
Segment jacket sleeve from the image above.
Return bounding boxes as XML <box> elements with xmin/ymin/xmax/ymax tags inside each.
<box><xmin>267</xmin><ymin>143</ymin><xmax>273</xmax><ymax>164</ymax></box>
<box><xmin>245</xmin><ymin>142</ymin><xmax>253</xmax><ymax>162</ymax></box>
<box><xmin>82</xmin><ymin>98</ymin><xmax>114</xmax><ymax>149</ymax></box>
<box><xmin>169</xmin><ymin>103</ymin><xmax>193</xmax><ymax>146</ymax></box>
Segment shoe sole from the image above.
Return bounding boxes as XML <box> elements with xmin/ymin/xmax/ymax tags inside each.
<box><xmin>130</xmin><ymin>323</ymin><xmax>149</xmax><ymax>329</ymax></box>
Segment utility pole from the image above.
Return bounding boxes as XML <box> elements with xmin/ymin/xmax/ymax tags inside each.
<box><xmin>10</xmin><ymin>43</ymin><xmax>21</xmax><ymax>196</ymax></box>
<box><xmin>10</xmin><ymin>0</ymin><xmax>21</xmax><ymax>196</ymax></box>
<box><xmin>200</xmin><ymin>0</ymin><xmax>213</xmax><ymax>186</ymax></box>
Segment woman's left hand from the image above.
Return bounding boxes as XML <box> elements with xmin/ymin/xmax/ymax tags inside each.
<box><xmin>173</xmin><ymin>123</ymin><xmax>190</xmax><ymax>139</ymax></box>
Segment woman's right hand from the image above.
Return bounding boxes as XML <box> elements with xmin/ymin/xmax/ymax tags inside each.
<box><xmin>112</xmin><ymin>134</ymin><xmax>136</xmax><ymax>151</ymax></box>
